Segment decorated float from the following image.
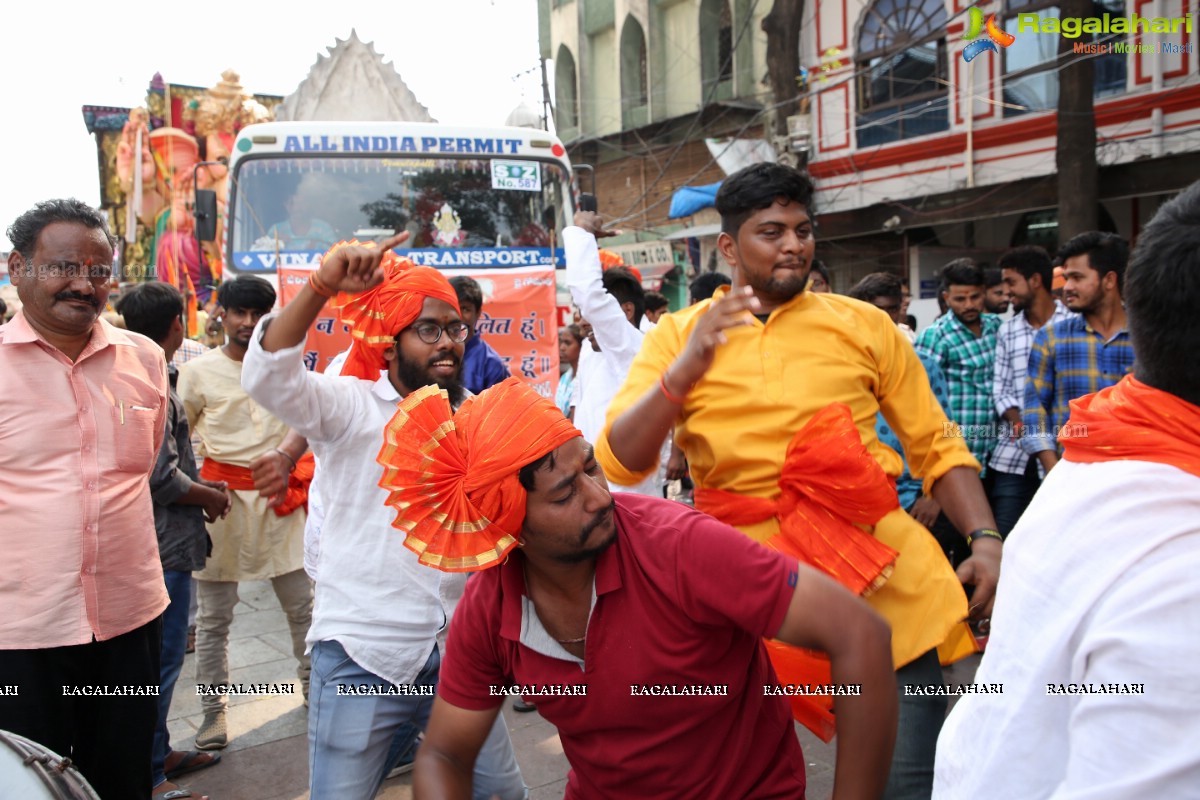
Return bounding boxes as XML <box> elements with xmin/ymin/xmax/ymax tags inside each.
<box><xmin>82</xmin><ymin>71</ymin><xmax>281</xmax><ymax>332</ymax></box>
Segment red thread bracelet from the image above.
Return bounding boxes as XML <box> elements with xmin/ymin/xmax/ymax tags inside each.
<box><xmin>659</xmin><ymin>373</ymin><xmax>687</xmax><ymax>404</ymax></box>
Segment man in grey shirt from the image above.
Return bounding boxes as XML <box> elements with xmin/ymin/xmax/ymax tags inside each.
<box><xmin>117</xmin><ymin>282</ymin><xmax>230</xmax><ymax>797</ymax></box>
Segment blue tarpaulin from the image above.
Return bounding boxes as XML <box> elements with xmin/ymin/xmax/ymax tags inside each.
<box><xmin>668</xmin><ymin>182</ymin><xmax>722</xmax><ymax>219</ymax></box>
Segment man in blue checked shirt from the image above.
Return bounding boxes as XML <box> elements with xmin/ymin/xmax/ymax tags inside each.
<box><xmin>989</xmin><ymin>246</ymin><xmax>1074</xmax><ymax>536</ymax></box>
<box><xmin>1023</xmin><ymin>232</ymin><xmax>1134</xmax><ymax>476</ymax></box>
<box><xmin>915</xmin><ymin>259</ymin><xmax>1002</xmax><ymax>475</ymax></box>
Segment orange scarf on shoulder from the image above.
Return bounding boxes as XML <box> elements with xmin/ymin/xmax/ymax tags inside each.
<box><xmin>1062</xmin><ymin>375</ymin><xmax>1200</xmax><ymax>479</ymax></box>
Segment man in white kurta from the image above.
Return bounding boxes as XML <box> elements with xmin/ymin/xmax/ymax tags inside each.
<box><xmin>566</xmin><ymin>212</ymin><xmax>666</xmax><ymax>497</ymax></box>
<box><xmin>241</xmin><ymin>238</ymin><xmax>524</xmax><ymax>800</ymax></box>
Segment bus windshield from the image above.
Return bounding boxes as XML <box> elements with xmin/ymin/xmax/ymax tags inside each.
<box><xmin>229</xmin><ymin>155</ymin><xmax>570</xmax><ymax>269</ymax></box>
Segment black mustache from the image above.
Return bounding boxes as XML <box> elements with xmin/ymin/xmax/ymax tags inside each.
<box><xmin>427</xmin><ymin>352</ymin><xmax>460</xmax><ymax>366</ymax></box>
<box><xmin>580</xmin><ymin>502</ymin><xmax>614</xmax><ymax>543</ymax></box>
<box><xmin>54</xmin><ymin>292</ymin><xmax>100</xmax><ymax>307</ymax></box>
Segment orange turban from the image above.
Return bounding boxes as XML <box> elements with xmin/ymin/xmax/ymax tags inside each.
<box><xmin>598</xmin><ymin>248</ymin><xmax>643</xmax><ymax>283</ymax></box>
<box><xmin>325</xmin><ymin>240</ymin><xmax>461</xmax><ymax>381</ymax></box>
<box><xmin>376</xmin><ymin>377</ymin><xmax>581</xmax><ymax>572</ymax></box>
<box><xmin>598</xmin><ymin>248</ymin><xmax>625</xmax><ymax>269</ymax></box>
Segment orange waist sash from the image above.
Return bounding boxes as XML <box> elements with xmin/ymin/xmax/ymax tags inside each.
<box><xmin>694</xmin><ymin>403</ymin><xmax>901</xmax><ymax>742</ymax></box>
<box><xmin>200</xmin><ymin>454</ymin><xmax>315</xmax><ymax>517</ymax></box>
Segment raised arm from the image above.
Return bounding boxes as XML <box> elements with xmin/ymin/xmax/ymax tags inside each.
<box><xmin>413</xmin><ymin>698</ymin><xmax>503</xmax><ymax>800</ymax></box>
<box><xmin>259</xmin><ymin>232</ymin><xmax>408</xmax><ymax>353</ymax></box>
<box><xmin>564</xmin><ymin>214</ymin><xmax>644</xmax><ymax>370</ymax></box>
<box><xmin>243</xmin><ymin>233</ymin><xmax>409</xmax><ymax>443</ymax></box>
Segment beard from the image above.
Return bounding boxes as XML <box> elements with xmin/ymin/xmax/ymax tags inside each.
<box><xmin>1065</xmin><ymin>291</ymin><xmax>1101</xmax><ymax>315</ymax></box>
<box><xmin>396</xmin><ymin>349</ymin><xmax>465</xmax><ymax>407</ymax></box>
<box><xmin>553</xmin><ymin>499</ymin><xmax>617</xmax><ymax>564</ymax></box>
<box><xmin>747</xmin><ymin>271</ymin><xmax>808</xmax><ymax>304</ymax></box>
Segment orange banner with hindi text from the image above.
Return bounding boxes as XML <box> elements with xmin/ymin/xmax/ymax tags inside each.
<box><xmin>278</xmin><ymin>266</ymin><xmax>559</xmax><ymax>397</ymax></box>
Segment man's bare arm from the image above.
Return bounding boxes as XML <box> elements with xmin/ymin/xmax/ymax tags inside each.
<box><xmin>249</xmin><ymin>429</ymin><xmax>309</xmax><ymax>508</ymax></box>
<box><xmin>413</xmin><ymin>698</ymin><xmax>503</xmax><ymax>799</ymax></box>
<box><xmin>774</xmin><ymin>566</ymin><xmax>897</xmax><ymax>800</ymax></box>
<box><xmin>929</xmin><ymin>466</ymin><xmax>1002</xmax><ymax>618</ymax></box>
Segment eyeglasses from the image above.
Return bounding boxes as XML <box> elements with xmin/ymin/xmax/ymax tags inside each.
<box><xmin>404</xmin><ymin>321</ymin><xmax>470</xmax><ymax>345</ymax></box>
<box><xmin>29</xmin><ymin>262</ymin><xmax>114</xmax><ymax>283</ymax></box>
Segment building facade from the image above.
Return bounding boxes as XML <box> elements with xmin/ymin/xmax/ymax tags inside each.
<box><xmin>542</xmin><ymin>0</ymin><xmax>1198</xmax><ymax>321</ymax></box>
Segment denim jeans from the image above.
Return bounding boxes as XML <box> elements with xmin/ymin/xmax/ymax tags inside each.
<box><xmin>152</xmin><ymin>569</ymin><xmax>193</xmax><ymax>788</ymax></box>
<box><xmin>989</xmin><ymin>458</ymin><xmax>1041</xmax><ymax>536</ymax></box>
<box><xmin>885</xmin><ymin>649</ymin><xmax>947</xmax><ymax>800</ymax></box>
<box><xmin>307</xmin><ymin>639</ymin><xmax>526</xmax><ymax>800</ymax></box>
<box><xmin>383</xmin><ymin>718</ymin><xmax>422</xmax><ymax>772</ymax></box>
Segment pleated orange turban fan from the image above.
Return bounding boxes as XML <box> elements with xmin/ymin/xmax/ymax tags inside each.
<box><xmin>376</xmin><ymin>377</ymin><xmax>581</xmax><ymax>571</ymax></box>
<box><xmin>325</xmin><ymin>240</ymin><xmax>461</xmax><ymax>381</ymax></box>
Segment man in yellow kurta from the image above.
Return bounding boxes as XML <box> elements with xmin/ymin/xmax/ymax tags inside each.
<box><xmin>597</xmin><ymin>163</ymin><xmax>1002</xmax><ymax>800</ymax></box>
<box><xmin>178</xmin><ymin>276</ymin><xmax>312</xmax><ymax>752</ymax></box>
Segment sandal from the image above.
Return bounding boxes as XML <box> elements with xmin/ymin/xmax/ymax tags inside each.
<box><xmin>165</xmin><ymin>749</ymin><xmax>221</xmax><ymax>780</ymax></box>
<box><xmin>153</xmin><ymin>781</ymin><xmax>209</xmax><ymax>800</ymax></box>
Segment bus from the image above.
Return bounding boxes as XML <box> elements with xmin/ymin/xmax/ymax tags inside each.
<box><xmin>217</xmin><ymin>121</ymin><xmax>575</xmax><ymax>390</ymax></box>
<box><xmin>223</xmin><ymin>121</ymin><xmax>574</xmax><ymax>276</ymax></box>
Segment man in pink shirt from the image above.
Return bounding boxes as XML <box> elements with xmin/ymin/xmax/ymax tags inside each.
<box><xmin>0</xmin><ymin>199</ymin><xmax>170</xmax><ymax>800</ymax></box>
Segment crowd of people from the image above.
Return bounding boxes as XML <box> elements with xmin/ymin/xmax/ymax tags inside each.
<box><xmin>1</xmin><ymin>163</ymin><xmax>1197</xmax><ymax>800</ymax></box>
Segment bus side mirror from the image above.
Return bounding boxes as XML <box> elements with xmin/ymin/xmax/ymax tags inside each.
<box><xmin>579</xmin><ymin>193</ymin><xmax>598</xmax><ymax>212</ymax></box>
<box><xmin>194</xmin><ymin>189</ymin><xmax>218</xmax><ymax>242</ymax></box>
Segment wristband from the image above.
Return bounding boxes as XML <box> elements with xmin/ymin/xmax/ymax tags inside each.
<box><xmin>273</xmin><ymin>448</ymin><xmax>298</xmax><ymax>473</ymax></box>
<box><xmin>966</xmin><ymin>527</ymin><xmax>1003</xmax><ymax>547</ymax></box>
<box><xmin>659</xmin><ymin>372</ymin><xmax>688</xmax><ymax>404</ymax></box>
<box><xmin>308</xmin><ymin>271</ymin><xmax>336</xmax><ymax>299</ymax></box>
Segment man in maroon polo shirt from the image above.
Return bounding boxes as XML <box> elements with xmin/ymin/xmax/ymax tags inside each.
<box><xmin>375</xmin><ymin>378</ymin><xmax>898</xmax><ymax>799</ymax></box>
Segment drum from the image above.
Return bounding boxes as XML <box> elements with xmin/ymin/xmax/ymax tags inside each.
<box><xmin>0</xmin><ymin>730</ymin><xmax>101</xmax><ymax>799</ymax></box>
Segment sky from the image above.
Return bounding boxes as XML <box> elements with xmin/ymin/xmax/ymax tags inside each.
<box><xmin>0</xmin><ymin>0</ymin><xmax>548</xmax><ymax>251</ymax></box>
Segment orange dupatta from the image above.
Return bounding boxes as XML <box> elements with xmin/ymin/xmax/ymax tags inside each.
<box><xmin>200</xmin><ymin>453</ymin><xmax>315</xmax><ymax>517</ymax></box>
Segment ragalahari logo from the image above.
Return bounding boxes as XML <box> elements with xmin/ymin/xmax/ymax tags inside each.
<box><xmin>962</xmin><ymin>6</ymin><xmax>1016</xmax><ymax>61</ymax></box>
